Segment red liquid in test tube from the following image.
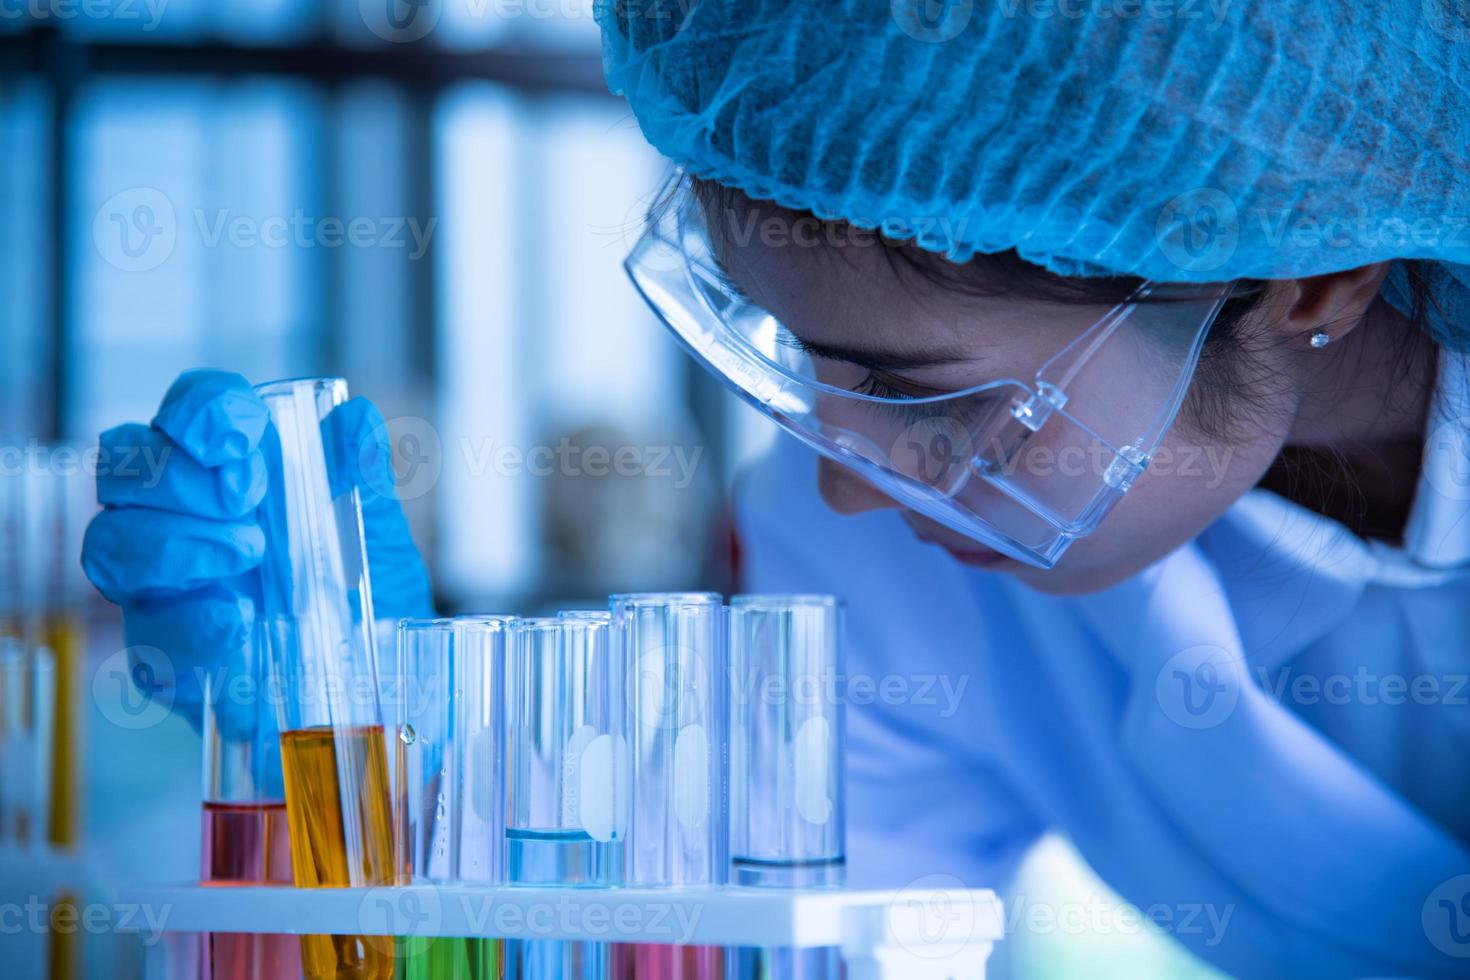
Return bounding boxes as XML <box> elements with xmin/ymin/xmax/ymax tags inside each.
<box><xmin>612</xmin><ymin>943</ymin><xmax>726</xmax><ymax>979</ymax></box>
<box><xmin>200</xmin><ymin>800</ymin><xmax>301</xmax><ymax>980</ymax></box>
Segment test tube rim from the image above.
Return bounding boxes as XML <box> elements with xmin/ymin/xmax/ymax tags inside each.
<box><xmin>513</xmin><ymin>616</ymin><xmax>568</xmax><ymax>634</ymax></box>
<box><xmin>396</xmin><ymin>615</ymin><xmax>518</xmax><ymax>633</ymax></box>
<box><xmin>456</xmin><ymin>616</ymin><xmax>515</xmax><ymax>670</ymax></box>
<box><xmin>556</xmin><ymin>609</ymin><xmax>612</xmax><ymax>621</ymax></box>
<box><xmin>729</xmin><ymin>594</ymin><xmax>842</xmax><ymax>611</ymax></box>
<box><xmin>512</xmin><ymin>618</ymin><xmax>613</xmax><ymax>655</ymax></box>
<box><xmin>609</xmin><ymin>591</ymin><xmax>724</xmax><ymax>610</ymax></box>
<box><xmin>396</xmin><ymin>616</ymin><xmax>458</xmax><ymax>633</ymax></box>
<box><xmin>253</xmin><ymin>375</ymin><xmax>349</xmax><ymax>399</ymax></box>
<box><xmin>457</xmin><ymin>615</ymin><xmax>519</xmax><ymax>644</ymax></box>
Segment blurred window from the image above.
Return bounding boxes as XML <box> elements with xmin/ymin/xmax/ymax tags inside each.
<box><xmin>2</xmin><ymin>0</ymin><xmax>753</xmax><ymax>607</ymax></box>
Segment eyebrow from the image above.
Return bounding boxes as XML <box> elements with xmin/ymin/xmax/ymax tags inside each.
<box><xmin>783</xmin><ymin>333</ymin><xmax>973</xmax><ymax>372</ymax></box>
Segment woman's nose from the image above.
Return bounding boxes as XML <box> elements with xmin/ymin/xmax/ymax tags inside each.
<box><xmin>817</xmin><ymin>457</ymin><xmax>899</xmax><ymax>515</ymax></box>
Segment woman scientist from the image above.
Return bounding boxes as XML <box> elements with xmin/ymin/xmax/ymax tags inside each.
<box><xmin>81</xmin><ymin>1</ymin><xmax>1469</xmax><ymax>977</ymax></box>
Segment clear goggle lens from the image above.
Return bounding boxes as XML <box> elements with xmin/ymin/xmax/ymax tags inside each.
<box><xmin>626</xmin><ymin>187</ymin><xmax>1233</xmax><ymax>569</ymax></box>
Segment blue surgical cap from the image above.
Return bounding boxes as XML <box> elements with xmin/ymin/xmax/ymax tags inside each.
<box><xmin>597</xmin><ymin>0</ymin><xmax>1470</xmax><ymax>348</ymax></box>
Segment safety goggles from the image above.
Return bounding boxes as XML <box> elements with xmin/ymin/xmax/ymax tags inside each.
<box><xmin>623</xmin><ymin>185</ymin><xmax>1234</xmax><ymax>569</ymax></box>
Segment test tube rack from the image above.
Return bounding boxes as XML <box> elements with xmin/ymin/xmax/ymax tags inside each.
<box><xmin>120</xmin><ymin>882</ymin><xmax>1004</xmax><ymax>980</ymax></box>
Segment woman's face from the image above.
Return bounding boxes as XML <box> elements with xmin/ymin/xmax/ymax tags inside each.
<box><xmin>709</xmin><ymin>201</ymin><xmax>1301</xmax><ymax>594</ymax></box>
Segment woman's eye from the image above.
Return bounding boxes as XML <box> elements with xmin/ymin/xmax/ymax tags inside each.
<box><xmin>853</xmin><ymin>374</ymin><xmax>957</xmax><ymax>422</ymax></box>
<box><xmin>855</xmin><ymin>373</ymin><xmax>945</xmax><ymax>401</ymax></box>
<box><xmin>854</xmin><ymin>375</ymin><xmax>912</xmax><ymax>400</ymax></box>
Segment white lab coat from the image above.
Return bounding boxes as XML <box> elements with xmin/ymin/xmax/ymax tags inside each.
<box><xmin>734</xmin><ymin>355</ymin><xmax>1470</xmax><ymax>979</ymax></box>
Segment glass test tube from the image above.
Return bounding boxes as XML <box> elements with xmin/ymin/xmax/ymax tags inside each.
<box><xmin>395</xmin><ymin>616</ymin><xmax>513</xmax><ymax>980</ymax></box>
<box><xmin>729</xmin><ymin>595</ymin><xmax>846</xmax><ymax>980</ymax></box>
<box><xmin>0</xmin><ymin>464</ymin><xmax>20</xmax><ymax>843</ymax></box>
<box><xmin>0</xmin><ymin>637</ymin><xmax>50</xmax><ymax>846</ymax></box>
<box><xmin>0</xmin><ymin>458</ymin><xmax>19</xmax><ymax>643</ymax></box>
<box><xmin>13</xmin><ymin>453</ymin><xmax>93</xmax><ymax>976</ymax></box>
<box><xmin>255</xmin><ymin>377</ymin><xmax>397</xmax><ymax>980</ymax></box>
<box><xmin>610</xmin><ymin>593</ymin><xmax>728</xmax><ymax>980</ymax></box>
<box><xmin>506</xmin><ymin>616</ymin><xmax>627</xmax><ymax>980</ymax></box>
<box><xmin>199</xmin><ymin>624</ymin><xmax>300</xmax><ymax>980</ymax></box>
<box><xmin>0</xmin><ymin>464</ymin><xmax>55</xmax><ymax>849</ymax></box>
<box><xmin>27</xmin><ymin>456</ymin><xmax>91</xmax><ymax>852</ymax></box>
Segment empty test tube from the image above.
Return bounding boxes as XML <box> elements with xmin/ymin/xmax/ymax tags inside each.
<box><xmin>395</xmin><ymin>616</ymin><xmax>514</xmax><ymax>979</ymax></box>
<box><xmin>611</xmin><ymin>593</ymin><xmax>728</xmax><ymax>979</ymax></box>
<box><xmin>729</xmin><ymin>595</ymin><xmax>846</xmax><ymax>980</ymax></box>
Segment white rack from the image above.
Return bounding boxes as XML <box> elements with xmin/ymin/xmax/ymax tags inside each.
<box><xmin>120</xmin><ymin>883</ymin><xmax>1004</xmax><ymax>979</ymax></box>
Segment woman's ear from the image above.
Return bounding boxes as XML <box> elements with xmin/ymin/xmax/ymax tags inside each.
<box><xmin>1264</xmin><ymin>262</ymin><xmax>1391</xmax><ymax>348</ymax></box>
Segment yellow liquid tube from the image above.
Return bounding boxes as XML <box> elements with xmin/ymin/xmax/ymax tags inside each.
<box><xmin>254</xmin><ymin>377</ymin><xmax>399</xmax><ymax>980</ymax></box>
<box><xmin>281</xmin><ymin>725</ymin><xmax>398</xmax><ymax>979</ymax></box>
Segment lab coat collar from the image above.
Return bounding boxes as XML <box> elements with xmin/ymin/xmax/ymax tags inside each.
<box><xmin>1101</xmin><ymin>351</ymin><xmax>1470</xmax><ymax>670</ymax></box>
<box><xmin>1402</xmin><ymin>350</ymin><xmax>1470</xmax><ymax>569</ymax></box>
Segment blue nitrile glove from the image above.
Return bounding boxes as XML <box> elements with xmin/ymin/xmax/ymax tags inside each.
<box><xmin>81</xmin><ymin>369</ymin><xmax>434</xmax><ymax>725</ymax></box>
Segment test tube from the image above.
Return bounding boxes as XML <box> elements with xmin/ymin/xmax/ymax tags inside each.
<box><xmin>199</xmin><ymin>625</ymin><xmax>300</xmax><ymax>979</ymax></box>
<box><xmin>610</xmin><ymin>593</ymin><xmax>727</xmax><ymax>979</ymax></box>
<box><xmin>395</xmin><ymin>616</ymin><xmax>514</xmax><ymax>980</ymax></box>
<box><xmin>0</xmin><ymin>462</ymin><xmax>18</xmax><ymax>644</ymax></box>
<box><xmin>254</xmin><ymin>377</ymin><xmax>397</xmax><ymax>980</ymax></box>
<box><xmin>0</xmin><ymin>464</ymin><xmax>57</xmax><ymax>849</ymax></box>
<box><xmin>32</xmin><ymin>455</ymin><xmax>92</xmax><ymax>979</ymax></box>
<box><xmin>729</xmin><ymin>595</ymin><xmax>846</xmax><ymax>980</ymax></box>
<box><xmin>0</xmin><ymin>638</ymin><xmax>49</xmax><ymax>846</ymax></box>
<box><xmin>23</xmin><ymin>455</ymin><xmax>91</xmax><ymax>851</ymax></box>
<box><xmin>0</xmin><ymin>469</ymin><xmax>21</xmax><ymax>844</ymax></box>
<box><xmin>505</xmin><ymin>615</ymin><xmax>627</xmax><ymax>979</ymax></box>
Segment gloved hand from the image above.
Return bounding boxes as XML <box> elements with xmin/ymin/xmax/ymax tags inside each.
<box><xmin>81</xmin><ymin>369</ymin><xmax>434</xmax><ymax>723</ymax></box>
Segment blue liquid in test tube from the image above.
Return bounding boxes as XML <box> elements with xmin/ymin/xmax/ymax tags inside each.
<box><xmin>505</xmin><ymin>616</ymin><xmax>627</xmax><ymax>979</ymax></box>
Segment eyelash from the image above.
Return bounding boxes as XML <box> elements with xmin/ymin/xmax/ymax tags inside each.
<box><xmin>783</xmin><ymin>336</ymin><xmax>957</xmax><ymax>415</ymax></box>
<box><xmin>713</xmin><ymin>269</ymin><xmax>751</xmax><ymax>304</ymax></box>
<box><xmin>854</xmin><ymin>374</ymin><xmax>922</xmax><ymax>400</ymax></box>
<box><xmin>854</xmin><ymin>373</ymin><xmax>977</xmax><ymax>426</ymax></box>
<box><xmin>750</xmin><ymin>305</ymin><xmax>984</xmax><ymax>421</ymax></box>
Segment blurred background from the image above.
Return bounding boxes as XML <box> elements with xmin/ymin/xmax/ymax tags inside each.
<box><xmin>0</xmin><ymin>0</ymin><xmax>775</xmax><ymax>612</ymax></box>
<box><xmin>0</xmin><ymin>3</ymin><xmax>1221</xmax><ymax>977</ymax></box>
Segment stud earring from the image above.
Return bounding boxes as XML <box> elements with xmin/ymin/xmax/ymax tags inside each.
<box><xmin>1309</xmin><ymin>331</ymin><xmax>1331</xmax><ymax>349</ymax></box>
